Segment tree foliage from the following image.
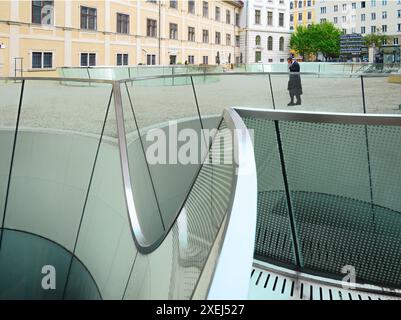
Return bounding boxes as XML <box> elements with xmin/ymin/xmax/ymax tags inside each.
<box><xmin>363</xmin><ymin>32</ymin><xmax>389</xmax><ymax>48</ymax></box>
<box><xmin>290</xmin><ymin>22</ymin><xmax>341</xmax><ymax>61</ymax></box>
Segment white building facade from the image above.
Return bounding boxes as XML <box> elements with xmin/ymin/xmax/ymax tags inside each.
<box><xmin>239</xmin><ymin>0</ymin><xmax>291</xmax><ymax>63</ymax></box>
<box><xmin>316</xmin><ymin>0</ymin><xmax>401</xmax><ymax>51</ymax></box>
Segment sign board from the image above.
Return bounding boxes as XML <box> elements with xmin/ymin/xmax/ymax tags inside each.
<box><xmin>340</xmin><ymin>34</ymin><xmax>364</xmax><ymax>55</ymax></box>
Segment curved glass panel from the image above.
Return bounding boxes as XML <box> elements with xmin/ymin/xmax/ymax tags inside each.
<box><xmin>72</xmin><ymin>98</ymin><xmax>137</xmax><ymax>299</ymax></box>
<box><xmin>363</xmin><ymin>76</ymin><xmax>401</xmax><ymax>114</ymax></box>
<box><xmin>3</xmin><ymin>80</ymin><xmax>113</xmax><ymax>252</ymax></box>
<box><xmin>0</xmin><ymin>229</ymin><xmax>99</xmax><ymax>299</ymax></box>
<box><xmin>270</xmin><ymin>74</ymin><xmax>364</xmax><ymax>112</ymax></box>
<box><xmin>0</xmin><ymin>80</ymin><xmax>22</xmax><ymax>238</ymax></box>
<box><xmin>123</xmin><ymin>78</ymin><xmax>205</xmax><ymax>238</ymax></box>
<box><xmin>193</xmin><ymin>74</ymin><xmax>273</xmax><ymax>130</ymax></box>
<box><xmin>123</xmin><ymin>120</ymin><xmax>234</xmax><ymax>299</ymax></box>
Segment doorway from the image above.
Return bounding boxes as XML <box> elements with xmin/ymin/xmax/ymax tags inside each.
<box><xmin>169</xmin><ymin>55</ymin><xmax>177</xmax><ymax>65</ymax></box>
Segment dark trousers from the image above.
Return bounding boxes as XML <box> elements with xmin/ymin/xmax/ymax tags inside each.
<box><xmin>290</xmin><ymin>93</ymin><xmax>301</xmax><ymax>103</ymax></box>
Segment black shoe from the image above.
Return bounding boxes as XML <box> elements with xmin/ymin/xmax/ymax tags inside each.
<box><xmin>295</xmin><ymin>101</ymin><xmax>302</xmax><ymax>105</ymax></box>
<box><xmin>287</xmin><ymin>102</ymin><xmax>296</xmax><ymax>106</ymax></box>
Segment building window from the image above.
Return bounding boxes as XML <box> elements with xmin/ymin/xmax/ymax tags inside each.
<box><xmin>117</xmin><ymin>13</ymin><xmax>129</xmax><ymax>34</ymax></box>
<box><xmin>236</xmin><ymin>13</ymin><xmax>240</xmax><ymax>27</ymax></box>
<box><xmin>255</xmin><ymin>51</ymin><xmax>261</xmax><ymax>63</ymax></box>
<box><xmin>267</xmin><ymin>36</ymin><xmax>273</xmax><ymax>50</ymax></box>
<box><xmin>147</xmin><ymin>19</ymin><xmax>157</xmax><ymax>37</ymax></box>
<box><xmin>203</xmin><ymin>1</ymin><xmax>209</xmax><ymax>18</ymax></box>
<box><xmin>169</xmin><ymin>23</ymin><xmax>178</xmax><ymax>39</ymax></box>
<box><xmin>235</xmin><ymin>35</ymin><xmax>240</xmax><ymax>47</ymax></box>
<box><xmin>117</xmin><ymin>53</ymin><xmax>128</xmax><ymax>66</ymax></box>
<box><xmin>394</xmin><ymin>38</ymin><xmax>399</xmax><ymax>45</ymax></box>
<box><xmin>255</xmin><ymin>35</ymin><xmax>261</xmax><ymax>46</ymax></box>
<box><xmin>188</xmin><ymin>0</ymin><xmax>195</xmax><ymax>14</ymax></box>
<box><xmin>203</xmin><ymin>29</ymin><xmax>209</xmax><ymax>43</ymax></box>
<box><xmin>215</xmin><ymin>32</ymin><xmax>221</xmax><ymax>44</ymax></box>
<box><xmin>188</xmin><ymin>55</ymin><xmax>195</xmax><ymax>64</ymax></box>
<box><xmin>382</xmin><ymin>25</ymin><xmax>387</xmax><ymax>33</ymax></box>
<box><xmin>226</xmin><ymin>10</ymin><xmax>231</xmax><ymax>24</ymax></box>
<box><xmin>226</xmin><ymin>33</ymin><xmax>231</xmax><ymax>46</ymax></box>
<box><xmin>32</xmin><ymin>0</ymin><xmax>54</xmax><ymax>25</ymax></box>
<box><xmin>202</xmin><ymin>56</ymin><xmax>208</xmax><ymax>64</ymax></box>
<box><xmin>215</xmin><ymin>7</ymin><xmax>220</xmax><ymax>21</ymax></box>
<box><xmin>279</xmin><ymin>37</ymin><xmax>285</xmax><ymax>51</ymax></box>
<box><xmin>267</xmin><ymin>11</ymin><xmax>273</xmax><ymax>26</ymax></box>
<box><xmin>279</xmin><ymin>13</ymin><xmax>284</xmax><ymax>27</ymax></box>
<box><xmin>147</xmin><ymin>54</ymin><xmax>156</xmax><ymax>65</ymax></box>
<box><xmin>80</xmin><ymin>53</ymin><xmax>96</xmax><ymax>67</ymax></box>
<box><xmin>32</xmin><ymin>51</ymin><xmax>53</xmax><ymax>69</ymax></box>
<box><xmin>371</xmin><ymin>26</ymin><xmax>376</xmax><ymax>33</ymax></box>
<box><xmin>169</xmin><ymin>0</ymin><xmax>177</xmax><ymax>9</ymax></box>
<box><xmin>361</xmin><ymin>26</ymin><xmax>366</xmax><ymax>34</ymax></box>
<box><xmin>80</xmin><ymin>6</ymin><xmax>97</xmax><ymax>30</ymax></box>
<box><xmin>255</xmin><ymin>10</ymin><xmax>261</xmax><ymax>25</ymax></box>
<box><xmin>188</xmin><ymin>27</ymin><xmax>195</xmax><ymax>41</ymax></box>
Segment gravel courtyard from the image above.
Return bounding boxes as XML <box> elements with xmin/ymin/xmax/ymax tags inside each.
<box><xmin>1</xmin><ymin>74</ymin><xmax>401</xmax><ymax>137</ymax></box>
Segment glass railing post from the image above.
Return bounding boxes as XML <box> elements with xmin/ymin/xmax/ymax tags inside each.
<box><xmin>61</xmin><ymin>88</ymin><xmax>114</xmax><ymax>299</ymax></box>
<box><xmin>274</xmin><ymin>120</ymin><xmax>303</xmax><ymax>268</ymax></box>
<box><xmin>361</xmin><ymin>75</ymin><xmax>367</xmax><ymax>114</ymax></box>
<box><xmin>0</xmin><ymin>80</ymin><xmax>25</xmax><ymax>251</ymax></box>
<box><xmin>268</xmin><ymin>74</ymin><xmax>276</xmax><ymax>110</ymax></box>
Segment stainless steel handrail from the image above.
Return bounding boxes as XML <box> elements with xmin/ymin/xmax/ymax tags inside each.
<box><xmin>116</xmin><ymin>71</ymin><xmax>392</xmax><ymax>83</ymax></box>
<box><xmin>235</xmin><ymin>108</ymin><xmax>401</xmax><ymax>126</ymax></box>
<box><xmin>0</xmin><ymin>76</ymin><xmax>114</xmax><ymax>83</ymax></box>
<box><xmin>205</xmin><ymin>108</ymin><xmax>258</xmax><ymax>299</ymax></box>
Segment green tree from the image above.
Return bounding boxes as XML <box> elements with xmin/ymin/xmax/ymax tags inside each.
<box><xmin>363</xmin><ymin>32</ymin><xmax>389</xmax><ymax>48</ymax></box>
<box><xmin>315</xmin><ymin>22</ymin><xmax>341</xmax><ymax>60</ymax></box>
<box><xmin>289</xmin><ymin>25</ymin><xmax>314</xmax><ymax>61</ymax></box>
<box><xmin>290</xmin><ymin>22</ymin><xmax>341</xmax><ymax>61</ymax></box>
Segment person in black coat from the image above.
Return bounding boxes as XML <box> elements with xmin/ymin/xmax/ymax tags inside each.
<box><xmin>287</xmin><ymin>57</ymin><xmax>303</xmax><ymax>106</ymax></box>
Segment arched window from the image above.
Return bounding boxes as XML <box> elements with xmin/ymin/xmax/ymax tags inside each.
<box><xmin>279</xmin><ymin>37</ymin><xmax>285</xmax><ymax>51</ymax></box>
<box><xmin>267</xmin><ymin>36</ymin><xmax>273</xmax><ymax>51</ymax></box>
<box><xmin>255</xmin><ymin>35</ymin><xmax>261</xmax><ymax>46</ymax></box>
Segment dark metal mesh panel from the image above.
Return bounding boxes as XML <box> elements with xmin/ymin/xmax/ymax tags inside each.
<box><xmin>243</xmin><ymin>116</ymin><xmax>401</xmax><ymax>289</ymax></box>
<box><xmin>242</xmin><ymin>117</ymin><xmax>295</xmax><ymax>265</ymax></box>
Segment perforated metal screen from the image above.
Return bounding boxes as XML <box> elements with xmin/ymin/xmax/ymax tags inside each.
<box><xmin>243</xmin><ymin>116</ymin><xmax>401</xmax><ymax>289</ymax></box>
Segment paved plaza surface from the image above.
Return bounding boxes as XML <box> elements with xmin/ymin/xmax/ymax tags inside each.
<box><xmin>1</xmin><ymin>74</ymin><xmax>401</xmax><ymax>137</ymax></box>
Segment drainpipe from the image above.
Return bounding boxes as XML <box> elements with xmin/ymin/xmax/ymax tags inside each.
<box><xmin>245</xmin><ymin>0</ymin><xmax>249</xmax><ymax>64</ymax></box>
<box><xmin>158</xmin><ymin>0</ymin><xmax>161</xmax><ymax>65</ymax></box>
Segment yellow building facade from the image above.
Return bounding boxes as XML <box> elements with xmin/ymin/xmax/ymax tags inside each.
<box><xmin>0</xmin><ymin>0</ymin><xmax>242</xmax><ymax>77</ymax></box>
<box><xmin>290</xmin><ymin>0</ymin><xmax>316</xmax><ymax>31</ymax></box>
